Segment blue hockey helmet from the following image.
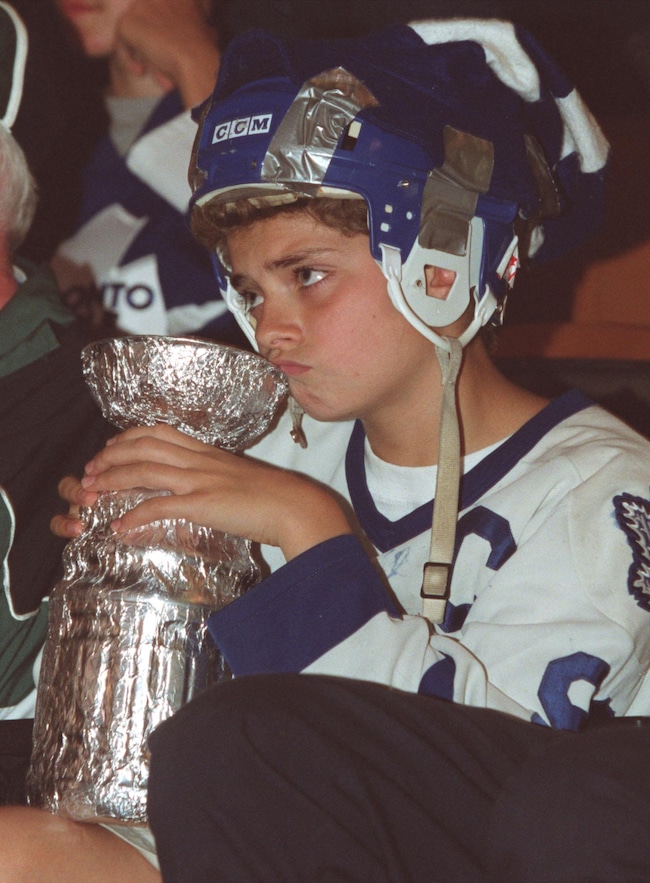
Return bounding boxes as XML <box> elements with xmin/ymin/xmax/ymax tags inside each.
<box><xmin>190</xmin><ymin>19</ymin><xmax>609</xmax><ymax>351</ymax></box>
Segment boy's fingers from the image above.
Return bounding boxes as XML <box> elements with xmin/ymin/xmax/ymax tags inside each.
<box><xmin>50</xmin><ymin>513</ymin><xmax>83</xmax><ymax>539</ymax></box>
<box><xmin>54</xmin><ymin>475</ymin><xmax>96</xmax><ymax>537</ymax></box>
<box><xmin>57</xmin><ymin>475</ymin><xmax>80</xmax><ymax>502</ymax></box>
<box><xmin>57</xmin><ymin>475</ymin><xmax>83</xmax><ymax>505</ymax></box>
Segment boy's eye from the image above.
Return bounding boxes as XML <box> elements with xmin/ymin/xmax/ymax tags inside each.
<box><xmin>240</xmin><ymin>290</ymin><xmax>264</xmax><ymax>312</ymax></box>
<box><xmin>296</xmin><ymin>267</ymin><xmax>326</xmax><ymax>287</ymax></box>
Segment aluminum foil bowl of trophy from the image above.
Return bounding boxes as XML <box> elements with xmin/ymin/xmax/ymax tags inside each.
<box><xmin>81</xmin><ymin>336</ymin><xmax>289</xmax><ymax>450</ymax></box>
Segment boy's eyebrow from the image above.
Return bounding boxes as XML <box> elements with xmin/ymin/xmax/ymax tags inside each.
<box><xmin>231</xmin><ymin>248</ymin><xmax>338</xmax><ymax>289</ymax></box>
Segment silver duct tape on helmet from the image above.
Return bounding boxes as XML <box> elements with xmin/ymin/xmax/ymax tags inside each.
<box><xmin>262</xmin><ymin>67</ymin><xmax>378</xmax><ymax>194</ymax></box>
<box><xmin>420</xmin><ymin>128</ymin><xmax>494</xmax><ymax>257</ymax></box>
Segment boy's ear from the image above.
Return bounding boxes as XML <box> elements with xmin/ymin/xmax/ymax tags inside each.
<box><xmin>424</xmin><ymin>265</ymin><xmax>457</xmax><ymax>301</ymax></box>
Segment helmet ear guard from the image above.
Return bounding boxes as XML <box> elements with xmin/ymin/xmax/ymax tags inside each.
<box><xmin>389</xmin><ymin>125</ymin><xmax>491</xmax><ymax>334</ymax></box>
<box><xmin>380</xmin><ymin>216</ymin><xmax>487</xmax><ymax>351</ymax></box>
<box><xmin>223</xmin><ymin>278</ymin><xmax>259</xmax><ymax>351</ymax></box>
<box><xmin>400</xmin><ymin>239</ymin><xmax>475</xmax><ymax>328</ymax></box>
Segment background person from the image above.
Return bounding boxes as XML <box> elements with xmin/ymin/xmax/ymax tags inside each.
<box><xmin>49</xmin><ymin>0</ymin><xmax>245</xmax><ymax>343</ymax></box>
<box><xmin>0</xmin><ymin>1</ymin><xmax>111</xmax><ymax>804</ymax></box>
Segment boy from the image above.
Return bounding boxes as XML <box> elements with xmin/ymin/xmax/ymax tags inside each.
<box><xmin>84</xmin><ymin>17</ymin><xmax>650</xmax><ymax>881</ymax></box>
<box><xmin>8</xmin><ymin>17</ymin><xmax>650</xmax><ymax>883</ymax></box>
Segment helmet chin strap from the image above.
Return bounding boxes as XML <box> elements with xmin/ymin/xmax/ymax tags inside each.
<box><xmin>380</xmin><ymin>241</ymin><xmax>490</xmax><ymax>624</ymax></box>
<box><xmin>421</xmin><ymin>336</ymin><xmax>463</xmax><ymax>624</ymax></box>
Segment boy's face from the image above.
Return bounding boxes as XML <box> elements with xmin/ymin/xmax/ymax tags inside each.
<box><xmin>55</xmin><ymin>0</ymin><xmax>133</xmax><ymax>57</ymax></box>
<box><xmin>227</xmin><ymin>211</ymin><xmax>438</xmax><ymax>427</ymax></box>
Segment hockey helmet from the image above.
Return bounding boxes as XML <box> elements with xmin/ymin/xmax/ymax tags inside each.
<box><xmin>190</xmin><ymin>19</ymin><xmax>609</xmax><ymax>351</ymax></box>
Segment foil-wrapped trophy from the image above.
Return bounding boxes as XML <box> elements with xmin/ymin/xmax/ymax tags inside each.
<box><xmin>27</xmin><ymin>336</ymin><xmax>288</xmax><ymax>825</ymax></box>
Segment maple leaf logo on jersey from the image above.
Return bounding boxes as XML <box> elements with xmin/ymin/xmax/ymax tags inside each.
<box><xmin>614</xmin><ymin>492</ymin><xmax>650</xmax><ymax>611</ymax></box>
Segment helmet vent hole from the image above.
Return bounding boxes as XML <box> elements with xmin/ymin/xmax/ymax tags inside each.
<box><xmin>340</xmin><ymin>120</ymin><xmax>362</xmax><ymax>151</ymax></box>
<box><xmin>380</xmin><ymin>222</ymin><xmax>390</xmax><ymax>233</ymax></box>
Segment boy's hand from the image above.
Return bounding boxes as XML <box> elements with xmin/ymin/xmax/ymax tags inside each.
<box><xmin>81</xmin><ymin>425</ymin><xmax>352</xmax><ymax>561</ymax></box>
<box><xmin>116</xmin><ymin>0</ymin><xmax>221</xmax><ymax>108</ymax></box>
<box><xmin>50</xmin><ymin>475</ymin><xmax>96</xmax><ymax>539</ymax></box>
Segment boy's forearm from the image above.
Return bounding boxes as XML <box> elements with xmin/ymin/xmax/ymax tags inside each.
<box><xmin>277</xmin><ymin>488</ymin><xmax>352</xmax><ymax>561</ymax></box>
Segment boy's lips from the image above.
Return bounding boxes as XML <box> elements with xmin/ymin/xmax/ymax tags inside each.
<box><xmin>274</xmin><ymin>360</ymin><xmax>310</xmax><ymax>377</ymax></box>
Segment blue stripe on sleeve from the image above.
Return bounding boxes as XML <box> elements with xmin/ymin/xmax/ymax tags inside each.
<box><xmin>208</xmin><ymin>534</ymin><xmax>401</xmax><ymax>676</ymax></box>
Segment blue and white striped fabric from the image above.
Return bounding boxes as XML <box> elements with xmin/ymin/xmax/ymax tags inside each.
<box><xmin>408</xmin><ymin>18</ymin><xmax>610</xmax><ymax>262</ymax></box>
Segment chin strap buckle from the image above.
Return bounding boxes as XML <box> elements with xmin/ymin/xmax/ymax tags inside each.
<box><xmin>421</xmin><ymin>562</ymin><xmax>452</xmax><ymax>624</ymax></box>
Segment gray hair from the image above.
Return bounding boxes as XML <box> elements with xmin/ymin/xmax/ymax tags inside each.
<box><xmin>0</xmin><ymin>121</ymin><xmax>36</xmax><ymax>252</ymax></box>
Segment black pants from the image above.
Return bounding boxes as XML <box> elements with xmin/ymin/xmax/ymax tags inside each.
<box><xmin>147</xmin><ymin>674</ymin><xmax>650</xmax><ymax>883</ymax></box>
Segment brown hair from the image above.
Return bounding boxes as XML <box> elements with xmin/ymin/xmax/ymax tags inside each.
<box><xmin>191</xmin><ymin>193</ymin><xmax>498</xmax><ymax>349</ymax></box>
<box><xmin>191</xmin><ymin>195</ymin><xmax>369</xmax><ymax>269</ymax></box>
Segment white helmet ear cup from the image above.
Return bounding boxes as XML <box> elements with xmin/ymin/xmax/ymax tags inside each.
<box><xmin>224</xmin><ymin>280</ymin><xmax>259</xmax><ymax>350</ymax></box>
<box><xmin>381</xmin><ymin>217</ymin><xmax>488</xmax><ymax>350</ymax></box>
<box><xmin>400</xmin><ymin>250</ymin><xmax>471</xmax><ymax>328</ymax></box>
<box><xmin>398</xmin><ymin>217</ymin><xmax>485</xmax><ymax>329</ymax></box>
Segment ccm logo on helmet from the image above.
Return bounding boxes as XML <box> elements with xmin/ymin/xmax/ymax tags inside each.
<box><xmin>212</xmin><ymin>114</ymin><xmax>273</xmax><ymax>144</ymax></box>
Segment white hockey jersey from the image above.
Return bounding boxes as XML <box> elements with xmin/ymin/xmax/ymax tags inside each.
<box><xmin>208</xmin><ymin>390</ymin><xmax>650</xmax><ymax>730</ymax></box>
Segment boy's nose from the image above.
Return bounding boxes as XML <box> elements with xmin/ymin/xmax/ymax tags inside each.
<box><xmin>254</xmin><ymin>301</ymin><xmax>302</xmax><ymax>352</ymax></box>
